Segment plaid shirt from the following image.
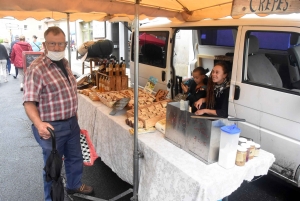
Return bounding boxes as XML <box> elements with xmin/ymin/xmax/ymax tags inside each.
<box><xmin>23</xmin><ymin>54</ymin><xmax>78</xmax><ymax>121</ymax></box>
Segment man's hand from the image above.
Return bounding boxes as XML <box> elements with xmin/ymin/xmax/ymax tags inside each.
<box><xmin>36</xmin><ymin>122</ymin><xmax>54</xmax><ymax>139</ymax></box>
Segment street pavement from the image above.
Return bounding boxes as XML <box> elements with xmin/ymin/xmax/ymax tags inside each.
<box><xmin>0</xmin><ymin>52</ymin><xmax>300</xmax><ymax>201</ymax></box>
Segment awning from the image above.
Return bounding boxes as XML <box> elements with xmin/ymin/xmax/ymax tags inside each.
<box><xmin>139</xmin><ymin>33</ymin><xmax>165</xmax><ymax>47</ymax></box>
<box><xmin>2</xmin><ymin>0</ymin><xmax>299</xmax><ymax>22</ymax></box>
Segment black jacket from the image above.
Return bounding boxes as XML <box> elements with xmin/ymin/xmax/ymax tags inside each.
<box><xmin>214</xmin><ymin>87</ymin><xmax>230</xmax><ymax>117</ymax></box>
<box><xmin>0</xmin><ymin>44</ymin><xmax>9</xmax><ymax>60</ymax></box>
<box><xmin>186</xmin><ymin>80</ymin><xmax>207</xmax><ymax>113</ymax></box>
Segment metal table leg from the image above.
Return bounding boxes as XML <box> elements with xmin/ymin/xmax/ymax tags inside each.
<box><xmin>72</xmin><ymin>188</ymin><xmax>133</xmax><ymax>201</ymax></box>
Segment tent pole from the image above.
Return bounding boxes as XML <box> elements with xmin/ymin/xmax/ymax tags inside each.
<box><xmin>66</xmin><ymin>13</ymin><xmax>71</xmax><ymax>68</ymax></box>
<box><xmin>132</xmin><ymin>1</ymin><xmax>140</xmax><ymax>201</ymax></box>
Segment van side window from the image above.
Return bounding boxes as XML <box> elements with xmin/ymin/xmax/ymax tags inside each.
<box><xmin>131</xmin><ymin>31</ymin><xmax>169</xmax><ymax>68</ymax></box>
<box><xmin>243</xmin><ymin>31</ymin><xmax>300</xmax><ymax>94</ymax></box>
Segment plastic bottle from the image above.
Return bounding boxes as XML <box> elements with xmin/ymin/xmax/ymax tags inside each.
<box><xmin>218</xmin><ymin>125</ymin><xmax>241</xmax><ymax>169</ymax></box>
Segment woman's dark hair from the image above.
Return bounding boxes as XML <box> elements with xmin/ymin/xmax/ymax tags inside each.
<box><xmin>193</xmin><ymin>67</ymin><xmax>209</xmax><ymax>85</ymax></box>
<box><xmin>206</xmin><ymin>61</ymin><xmax>229</xmax><ymax>109</ymax></box>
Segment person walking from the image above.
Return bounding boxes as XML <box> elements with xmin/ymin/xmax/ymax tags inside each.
<box><xmin>10</xmin><ymin>35</ymin><xmax>19</xmax><ymax>50</ymax></box>
<box><xmin>23</xmin><ymin>26</ymin><xmax>93</xmax><ymax>201</ymax></box>
<box><xmin>1</xmin><ymin>38</ymin><xmax>11</xmax><ymax>75</ymax></box>
<box><xmin>0</xmin><ymin>43</ymin><xmax>9</xmax><ymax>83</ymax></box>
<box><xmin>30</xmin><ymin>35</ymin><xmax>42</xmax><ymax>52</ymax></box>
<box><xmin>10</xmin><ymin>35</ymin><xmax>32</xmax><ymax>91</ymax></box>
<box><xmin>10</xmin><ymin>35</ymin><xmax>19</xmax><ymax>76</ymax></box>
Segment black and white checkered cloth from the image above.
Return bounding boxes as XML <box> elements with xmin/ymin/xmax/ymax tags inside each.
<box><xmin>80</xmin><ymin>134</ymin><xmax>91</xmax><ymax>163</ymax></box>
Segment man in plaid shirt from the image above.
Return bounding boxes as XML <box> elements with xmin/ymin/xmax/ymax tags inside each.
<box><xmin>23</xmin><ymin>27</ymin><xmax>93</xmax><ymax>200</ymax></box>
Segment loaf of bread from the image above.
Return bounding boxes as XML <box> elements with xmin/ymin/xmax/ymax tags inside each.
<box><xmin>89</xmin><ymin>92</ymin><xmax>100</xmax><ymax>101</ymax></box>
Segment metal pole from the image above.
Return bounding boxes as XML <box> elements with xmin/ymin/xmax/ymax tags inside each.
<box><xmin>75</xmin><ymin>21</ymin><xmax>78</xmax><ymax>53</ymax></box>
<box><xmin>67</xmin><ymin>13</ymin><xmax>71</xmax><ymax>68</ymax></box>
<box><xmin>132</xmin><ymin>2</ymin><xmax>140</xmax><ymax>201</ymax></box>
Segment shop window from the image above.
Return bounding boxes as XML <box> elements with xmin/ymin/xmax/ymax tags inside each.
<box><xmin>81</xmin><ymin>21</ymin><xmax>93</xmax><ymax>42</ymax></box>
<box><xmin>24</xmin><ymin>25</ymin><xmax>27</xmax><ymax>30</ymax></box>
<box><xmin>131</xmin><ymin>31</ymin><xmax>169</xmax><ymax>68</ymax></box>
<box><xmin>243</xmin><ymin>30</ymin><xmax>300</xmax><ymax>94</ymax></box>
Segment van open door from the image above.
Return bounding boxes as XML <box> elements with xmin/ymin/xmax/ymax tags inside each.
<box><xmin>130</xmin><ymin>28</ymin><xmax>173</xmax><ymax>96</ymax></box>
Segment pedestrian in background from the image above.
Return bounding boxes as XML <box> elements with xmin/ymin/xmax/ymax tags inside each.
<box><xmin>10</xmin><ymin>35</ymin><xmax>19</xmax><ymax>51</ymax></box>
<box><xmin>11</xmin><ymin>35</ymin><xmax>32</xmax><ymax>91</ymax></box>
<box><xmin>23</xmin><ymin>26</ymin><xmax>93</xmax><ymax>201</ymax></box>
<box><xmin>10</xmin><ymin>35</ymin><xmax>19</xmax><ymax>76</ymax></box>
<box><xmin>0</xmin><ymin>43</ymin><xmax>9</xmax><ymax>83</ymax></box>
<box><xmin>30</xmin><ymin>35</ymin><xmax>42</xmax><ymax>52</ymax></box>
<box><xmin>1</xmin><ymin>38</ymin><xmax>11</xmax><ymax>75</ymax></box>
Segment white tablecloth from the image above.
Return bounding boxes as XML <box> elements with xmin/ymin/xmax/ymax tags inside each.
<box><xmin>77</xmin><ymin>94</ymin><xmax>276</xmax><ymax>201</ymax></box>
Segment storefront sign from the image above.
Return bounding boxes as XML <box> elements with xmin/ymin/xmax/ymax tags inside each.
<box><xmin>231</xmin><ymin>0</ymin><xmax>300</xmax><ymax>16</ymax></box>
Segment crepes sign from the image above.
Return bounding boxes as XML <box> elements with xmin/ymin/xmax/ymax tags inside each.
<box><xmin>231</xmin><ymin>0</ymin><xmax>300</xmax><ymax>16</ymax></box>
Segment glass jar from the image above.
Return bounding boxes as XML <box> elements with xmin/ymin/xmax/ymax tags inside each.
<box><xmin>235</xmin><ymin>146</ymin><xmax>247</xmax><ymax>166</ymax></box>
<box><xmin>238</xmin><ymin>137</ymin><xmax>247</xmax><ymax>145</ymax></box>
<box><xmin>254</xmin><ymin>143</ymin><xmax>261</xmax><ymax>157</ymax></box>
<box><xmin>240</xmin><ymin>143</ymin><xmax>250</xmax><ymax>162</ymax></box>
<box><xmin>246</xmin><ymin>141</ymin><xmax>256</xmax><ymax>160</ymax></box>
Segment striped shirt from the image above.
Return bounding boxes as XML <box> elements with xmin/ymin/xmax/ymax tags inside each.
<box><xmin>23</xmin><ymin>54</ymin><xmax>78</xmax><ymax>121</ymax></box>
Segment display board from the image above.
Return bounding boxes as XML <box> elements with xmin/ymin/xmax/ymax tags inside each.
<box><xmin>231</xmin><ymin>0</ymin><xmax>299</xmax><ymax>16</ymax></box>
<box><xmin>22</xmin><ymin>51</ymin><xmax>43</xmax><ymax>72</ymax></box>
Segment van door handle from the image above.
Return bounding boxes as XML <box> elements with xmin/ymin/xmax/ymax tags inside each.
<box><xmin>162</xmin><ymin>71</ymin><xmax>166</xmax><ymax>82</ymax></box>
<box><xmin>167</xmin><ymin>80</ymin><xmax>171</xmax><ymax>89</ymax></box>
<box><xmin>234</xmin><ymin>85</ymin><xmax>240</xmax><ymax>100</ymax></box>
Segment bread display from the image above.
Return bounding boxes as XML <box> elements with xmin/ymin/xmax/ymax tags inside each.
<box><xmin>126</xmin><ymin>88</ymin><xmax>156</xmax><ymax>109</ymax></box>
<box><xmin>82</xmin><ymin>89</ymin><xmax>92</xmax><ymax>96</ymax></box>
<box><xmin>126</xmin><ymin>99</ymin><xmax>171</xmax><ymax>128</ymax></box>
<box><xmin>96</xmin><ymin>88</ymin><xmax>158</xmax><ymax>108</ymax></box>
<box><xmin>96</xmin><ymin>91</ymin><xmax>130</xmax><ymax>107</ymax></box>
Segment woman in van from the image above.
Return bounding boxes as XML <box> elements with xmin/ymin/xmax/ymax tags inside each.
<box><xmin>194</xmin><ymin>61</ymin><xmax>230</xmax><ymax>117</ymax></box>
<box><xmin>181</xmin><ymin>67</ymin><xmax>209</xmax><ymax>113</ymax></box>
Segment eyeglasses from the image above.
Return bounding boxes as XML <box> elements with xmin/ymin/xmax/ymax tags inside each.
<box><xmin>46</xmin><ymin>42</ymin><xmax>67</xmax><ymax>47</ymax></box>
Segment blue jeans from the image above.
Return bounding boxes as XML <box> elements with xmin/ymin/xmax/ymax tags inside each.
<box><xmin>32</xmin><ymin>116</ymin><xmax>83</xmax><ymax>201</ymax></box>
<box><xmin>6</xmin><ymin>59</ymin><xmax>11</xmax><ymax>74</ymax></box>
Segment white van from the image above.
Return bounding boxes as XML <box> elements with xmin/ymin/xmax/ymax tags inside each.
<box><xmin>129</xmin><ymin>15</ymin><xmax>300</xmax><ymax>187</ymax></box>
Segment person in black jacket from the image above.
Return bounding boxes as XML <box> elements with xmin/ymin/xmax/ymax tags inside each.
<box><xmin>0</xmin><ymin>43</ymin><xmax>9</xmax><ymax>83</ymax></box>
<box><xmin>194</xmin><ymin>61</ymin><xmax>230</xmax><ymax>117</ymax></box>
<box><xmin>181</xmin><ymin>67</ymin><xmax>209</xmax><ymax>113</ymax></box>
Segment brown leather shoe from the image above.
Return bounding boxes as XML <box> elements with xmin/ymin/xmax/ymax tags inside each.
<box><xmin>66</xmin><ymin>184</ymin><xmax>94</xmax><ymax>195</ymax></box>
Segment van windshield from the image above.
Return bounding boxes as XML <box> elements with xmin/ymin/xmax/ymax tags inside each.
<box><xmin>200</xmin><ymin>28</ymin><xmax>235</xmax><ymax>47</ymax></box>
